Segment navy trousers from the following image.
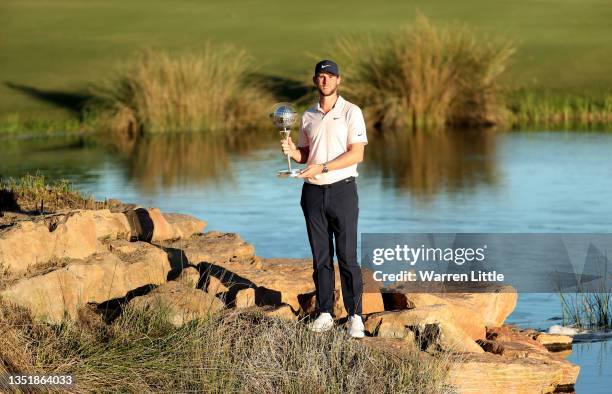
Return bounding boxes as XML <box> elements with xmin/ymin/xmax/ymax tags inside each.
<box><xmin>300</xmin><ymin>177</ymin><xmax>363</xmax><ymax>317</ymax></box>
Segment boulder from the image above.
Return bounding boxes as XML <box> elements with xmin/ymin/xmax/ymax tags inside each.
<box><xmin>0</xmin><ymin>241</ymin><xmax>170</xmax><ymax>322</ymax></box>
<box><xmin>533</xmin><ymin>333</ymin><xmax>573</xmax><ymax>352</ymax></box>
<box><xmin>162</xmin><ymin>213</ymin><xmax>206</xmax><ymax>239</ymax></box>
<box><xmin>384</xmin><ymin>284</ymin><xmax>517</xmax><ymax>327</ymax></box>
<box><xmin>128</xmin><ymin>281</ymin><xmax>224</xmax><ymax>327</ymax></box>
<box><xmin>90</xmin><ymin>209</ymin><xmax>131</xmax><ymax>240</ymax></box>
<box><xmin>0</xmin><ymin>211</ymin><xmax>98</xmax><ymax>275</ymax></box>
<box><xmin>448</xmin><ymin>352</ymin><xmax>575</xmax><ymax>394</ymax></box>
<box><xmin>175</xmin><ymin>266</ymin><xmax>201</xmax><ymax>289</ymax></box>
<box><xmin>123</xmin><ymin>208</ymin><xmax>206</xmax><ymax>242</ymax></box>
<box><xmin>235</xmin><ymin>288</ymin><xmax>256</xmax><ymax>308</ymax></box>
<box><xmin>482</xmin><ymin>326</ymin><xmax>579</xmax><ymax>388</ymax></box>
<box><xmin>148</xmin><ymin>208</ymin><xmax>176</xmax><ymax>242</ymax></box>
<box><xmin>165</xmin><ymin>232</ymin><xmax>256</xmax><ymax>266</ymax></box>
<box><xmin>364</xmin><ymin>306</ymin><xmax>484</xmax><ymax>353</ymax></box>
<box><xmin>166</xmin><ymin>239</ymin><xmax>385</xmax><ymax>317</ymax></box>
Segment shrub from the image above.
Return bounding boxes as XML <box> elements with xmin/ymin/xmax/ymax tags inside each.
<box><xmin>333</xmin><ymin>14</ymin><xmax>515</xmax><ymax>130</ymax></box>
<box><xmin>87</xmin><ymin>45</ymin><xmax>274</xmax><ymax>134</ymax></box>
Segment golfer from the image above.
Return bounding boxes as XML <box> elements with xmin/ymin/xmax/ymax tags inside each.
<box><xmin>281</xmin><ymin>60</ymin><xmax>367</xmax><ymax>338</ymax></box>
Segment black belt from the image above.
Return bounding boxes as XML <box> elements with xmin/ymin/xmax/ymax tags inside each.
<box><xmin>306</xmin><ymin>176</ymin><xmax>355</xmax><ymax>189</ymax></box>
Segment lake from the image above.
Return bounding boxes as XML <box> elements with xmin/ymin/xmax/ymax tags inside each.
<box><xmin>1</xmin><ymin>129</ymin><xmax>611</xmax><ymax>391</ymax></box>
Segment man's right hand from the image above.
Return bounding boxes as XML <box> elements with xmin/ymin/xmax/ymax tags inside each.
<box><xmin>281</xmin><ymin>136</ymin><xmax>297</xmax><ymax>158</ymax></box>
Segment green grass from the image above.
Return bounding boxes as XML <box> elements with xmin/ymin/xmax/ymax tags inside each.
<box><xmin>0</xmin><ymin>174</ymin><xmax>105</xmax><ymax>213</ymax></box>
<box><xmin>0</xmin><ymin>301</ymin><xmax>455</xmax><ymax>393</ymax></box>
<box><xmin>1</xmin><ymin>0</ymin><xmax>611</xmax><ymax>127</ymax></box>
<box><xmin>508</xmin><ymin>90</ymin><xmax>612</xmax><ymax>129</ymax></box>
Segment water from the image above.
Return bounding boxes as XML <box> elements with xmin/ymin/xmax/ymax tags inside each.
<box><xmin>1</xmin><ymin>129</ymin><xmax>611</xmax><ymax>391</ymax></box>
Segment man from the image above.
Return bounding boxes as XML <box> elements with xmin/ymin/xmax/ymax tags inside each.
<box><xmin>281</xmin><ymin>59</ymin><xmax>367</xmax><ymax>338</ymax></box>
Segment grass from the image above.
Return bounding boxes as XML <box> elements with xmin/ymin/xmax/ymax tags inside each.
<box><xmin>559</xmin><ymin>292</ymin><xmax>611</xmax><ymax>330</ymax></box>
<box><xmin>86</xmin><ymin>46</ymin><xmax>274</xmax><ymax>135</ymax></box>
<box><xmin>1</xmin><ymin>0</ymin><xmax>611</xmax><ymax>128</ymax></box>
<box><xmin>0</xmin><ymin>300</ymin><xmax>454</xmax><ymax>393</ymax></box>
<box><xmin>0</xmin><ymin>174</ymin><xmax>105</xmax><ymax>214</ymax></box>
<box><xmin>558</xmin><ymin>256</ymin><xmax>612</xmax><ymax>330</ymax></box>
<box><xmin>334</xmin><ymin>14</ymin><xmax>514</xmax><ymax>129</ymax></box>
<box><xmin>508</xmin><ymin>90</ymin><xmax>612</xmax><ymax>129</ymax></box>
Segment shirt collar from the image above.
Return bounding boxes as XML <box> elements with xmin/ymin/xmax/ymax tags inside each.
<box><xmin>316</xmin><ymin>95</ymin><xmax>345</xmax><ymax>115</ymax></box>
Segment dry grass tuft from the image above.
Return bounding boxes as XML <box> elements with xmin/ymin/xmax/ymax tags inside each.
<box><xmin>333</xmin><ymin>14</ymin><xmax>514</xmax><ymax>130</ymax></box>
<box><xmin>87</xmin><ymin>45</ymin><xmax>275</xmax><ymax>135</ymax></box>
<box><xmin>0</xmin><ymin>299</ymin><xmax>455</xmax><ymax>393</ymax></box>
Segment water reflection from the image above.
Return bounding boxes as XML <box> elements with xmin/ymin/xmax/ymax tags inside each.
<box><xmin>365</xmin><ymin>128</ymin><xmax>499</xmax><ymax>200</ymax></box>
<box><xmin>106</xmin><ymin>130</ymin><xmax>273</xmax><ymax>192</ymax></box>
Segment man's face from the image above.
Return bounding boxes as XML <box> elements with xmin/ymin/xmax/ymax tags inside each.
<box><xmin>313</xmin><ymin>72</ymin><xmax>341</xmax><ymax>97</ymax></box>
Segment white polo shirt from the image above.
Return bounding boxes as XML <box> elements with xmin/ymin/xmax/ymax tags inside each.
<box><xmin>297</xmin><ymin>95</ymin><xmax>368</xmax><ymax>185</ymax></box>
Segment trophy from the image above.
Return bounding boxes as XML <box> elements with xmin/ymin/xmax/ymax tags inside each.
<box><xmin>270</xmin><ymin>103</ymin><xmax>300</xmax><ymax>178</ymax></box>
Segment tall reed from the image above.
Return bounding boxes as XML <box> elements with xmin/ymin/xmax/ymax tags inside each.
<box><xmin>87</xmin><ymin>45</ymin><xmax>274</xmax><ymax>134</ymax></box>
<box><xmin>333</xmin><ymin>14</ymin><xmax>515</xmax><ymax>130</ymax></box>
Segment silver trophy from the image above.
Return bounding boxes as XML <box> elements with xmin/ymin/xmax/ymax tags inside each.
<box><xmin>270</xmin><ymin>103</ymin><xmax>300</xmax><ymax>178</ymax></box>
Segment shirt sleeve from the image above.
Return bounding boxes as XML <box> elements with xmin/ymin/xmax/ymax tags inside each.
<box><xmin>347</xmin><ymin>106</ymin><xmax>368</xmax><ymax>145</ymax></box>
<box><xmin>297</xmin><ymin>115</ymin><xmax>309</xmax><ymax>148</ymax></box>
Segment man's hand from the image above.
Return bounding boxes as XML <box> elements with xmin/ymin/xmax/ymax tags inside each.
<box><xmin>297</xmin><ymin>163</ymin><xmax>323</xmax><ymax>179</ymax></box>
<box><xmin>281</xmin><ymin>136</ymin><xmax>297</xmax><ymax>158</ymax></box>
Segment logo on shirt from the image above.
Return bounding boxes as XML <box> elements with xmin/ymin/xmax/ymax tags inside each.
<box><xmin>333</xmin><ymin>117</ymin><xmax>341</xmax><ymax>120</ymax></box>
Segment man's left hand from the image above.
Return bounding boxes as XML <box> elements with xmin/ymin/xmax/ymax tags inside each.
<box><xmin>297</xmin><ymin>164</ymin><xmax>323</xmax><ymax>179</ymax></box>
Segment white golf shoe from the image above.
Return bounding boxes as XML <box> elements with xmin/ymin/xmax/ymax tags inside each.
<box><xmin>347</xmin><ymin>315</ymin><xmax>365</xmax><ymax>338</ymax></box>
<box><xmin>309</xmin><ymin>312</ymin><xmax>334</xmax><ymax>332</ymax></box>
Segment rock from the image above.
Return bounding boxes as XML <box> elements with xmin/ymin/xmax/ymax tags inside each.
<box><xmin>165</xmin><ymin>232</ymin><xmax>256</xmax><ymax>266</ymax></box>
<box><xmin>163</xmin><ymin>237</ymin><xmax>385</xmax><ymax>316</ymax></box>
<box><xmin>384</xmin><ymin>284</ymin><xmax>517</xmax><ymax>327</ymax></box>
<box><xmin>148</xmin><ymin>208</ymin><xmax>176</xmax><ymax>242</ymax></box>
<box><xmin>108</xmin><ymin>239</ymin><xmax>140</xmax><ymax>255</ymax></box>
<box><xmin>90</xmin><ymin>209</ymin><xmax>130</xmax><ymax>240</ymax></box>
<box><xmin>123</xmin><ymin>208</ymin><xmax>154</xmax><ymax>242</ymax></box>
<box><xmin>262</xmin><ymin>305</ymin><xmax>297</xmax><ymax>321</ymax></box>
<box><xmin>533</xmin><ymin>333</ymin><xmax>573</xmax><ymax>352</ymax></box>
<box><xmin>235</xmin><ymin>288</ymin><xmax>256</xmax><ymax>308</ymax></box>
<box><xmin>206</xmin><ymin>275</ymin><xmax>229</xmax><ymax>295</ymax></box>
<box><xmin>0</xmin><ymin>242</ymin><xmax>170</xmax><ymax>322</ymax></box>
<box><xmin>175</xmin><ymin>266</ymin><xmax>201</xmax><ymax>288</ymax></box>
<box><xmin>448</xmin><ymin>352</ymin><xmax>575</xmax><ymax>394</ymax></box>
<box><xmin>364</xmin><ymin>306</ymin><xmax>484</xmax><ymax>353</ymax></box>
<box><xmin>372</xmin><ymin>293</ymin><xmax>486</xmax><ymax>340</ymax></box>
<box><xmin>123</xmin><ymin>208</ymin><xmax>206</xmax><ymax>242</ymax></box>
<box><xmin>129</xmin><ymin>281</ymin><xmax>224</xmax><ymax>327</ymax></box>
<box><xmin>443</xmin><ymin>289</ymin><xmax>517</xmax><ymax>327</ymax></box>
<box><xmin>482</xmin><ymin>326</ymin><xmax>579</xmax><ymax>388</ymax></box>
<box><xmin>162</xmin><ymin>213</ymin><xmax>206</xmax><ymax>239</ymax></box>
<box><xmin>0</xmin><ymin>211</ymin><xmax>98</xmax><ymax>275</ymax></box>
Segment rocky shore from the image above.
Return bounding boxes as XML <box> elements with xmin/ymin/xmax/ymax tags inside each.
<box><xmin>0</xmin><ymin>204</ymin><xmax>579</xmax><ymax>393</ymax></box>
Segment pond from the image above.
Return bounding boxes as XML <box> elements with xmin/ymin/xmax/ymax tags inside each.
<box><xmin>1</xmin><ymin>129</ymin><xmax>611</xmax><ymax>391</ymax></box>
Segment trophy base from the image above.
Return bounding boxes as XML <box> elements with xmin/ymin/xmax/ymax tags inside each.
<box><xmin>277</xmin><ymin>169</ymin><xmax>301</xmax><ymax>178</ymax></box>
